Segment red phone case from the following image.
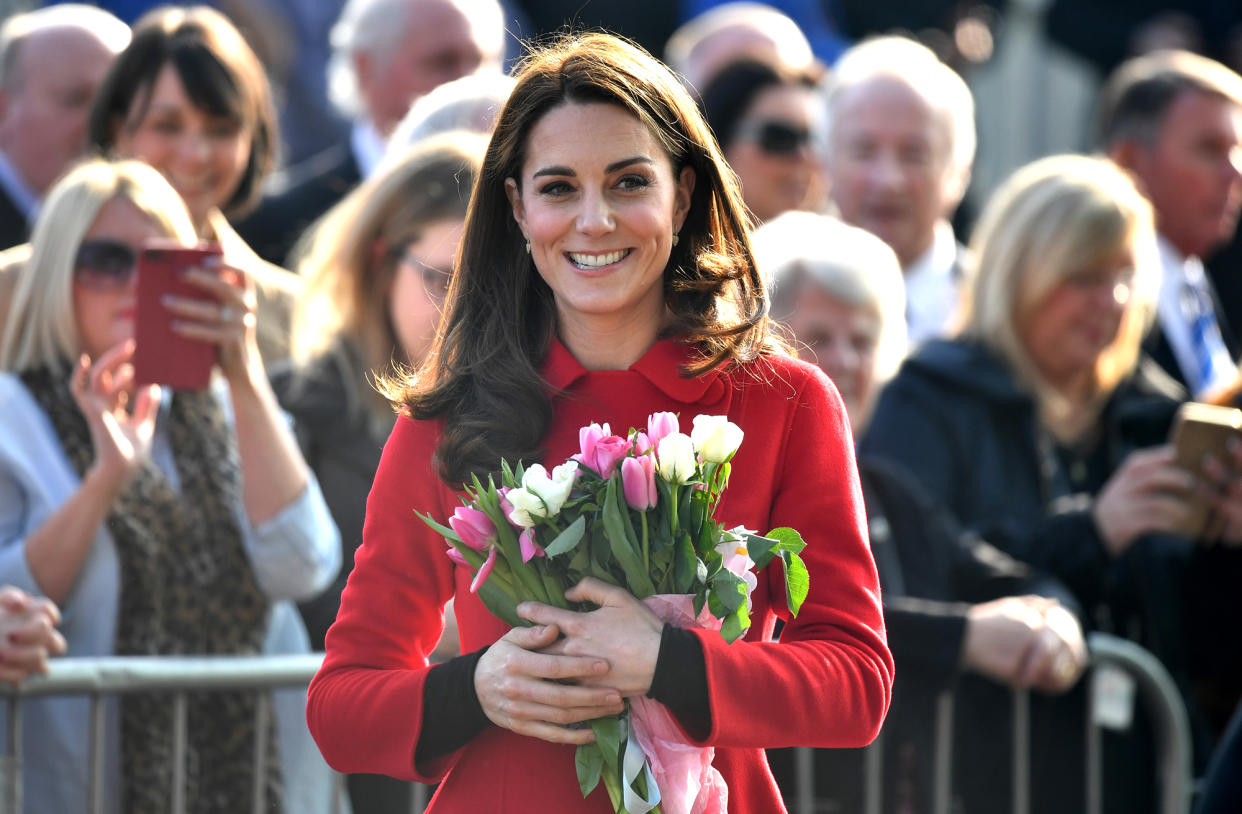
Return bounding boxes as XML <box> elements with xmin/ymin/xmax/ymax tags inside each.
<box><xmin>132</xmin><ymin>241</ymin><xmax>224</xmax><ymax>390</ymax></box>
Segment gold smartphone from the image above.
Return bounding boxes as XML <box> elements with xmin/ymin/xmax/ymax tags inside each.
<box><xmin>1168</xmin><ymin>402</ymin><xmax>1242</xmax><ymax>539</ymax></box>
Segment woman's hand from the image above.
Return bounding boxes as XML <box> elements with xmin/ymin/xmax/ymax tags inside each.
<box><xmin>1200</xmin><ymin>437</ymin><xmax>1242</xmax><ymax>544</ymax></box>
<box><xmin>518</xmin><ymin>578</ymin><xmax>664</xmax><ymax>698</ymax></box>
<box><xmin>70</xmin><ymin>342</ymin><xmax>161</xmax><ymax>489</ymax></box>
<box><xmin>1093</xmin><ymin>445</ymin><xmax>1197</xmax><ymax>556</ymax></box>
<box><xmin>474</xmin><ymin>623</ymin><xmax>625</xmax><ymax>744</ymax></box>
<box><xmin>162</xmin><ymin>261</ymin><xmax>260</xmax><ymax>384</ymax></box>
<box><xmin>0</xmin><ymin>586</ymin><xmax>66</xmax><ymax>685</ymax></box>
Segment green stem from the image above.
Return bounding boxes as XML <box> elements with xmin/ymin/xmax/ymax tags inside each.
<box><xmin>668</xmin><ymin>486</ymin><xmax>679</xmax><ymax>542</ymax></box>
<box><xmin>600</xmin><ymin>761</ymin><xmax>624</xmax><ymax>812</ymax></box>
<box><xmin>640</xmin><ymin>511</ymin><xmax>649</xmax><ymax>573</ymax></box>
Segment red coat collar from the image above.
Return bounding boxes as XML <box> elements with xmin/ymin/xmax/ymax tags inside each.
<box><xmin>541</xmin><ymin>335</ymin><xmax>725</xmax><ymax>404</ymax></box>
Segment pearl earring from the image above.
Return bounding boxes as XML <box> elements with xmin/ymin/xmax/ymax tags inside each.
<box><xmin>525</xmin><ymin>240</ymin><xmax>531</xmax><ymax>254</ymax></box>
<box><xmin>671</xmin><ymin>233</ymin><xmax>680</xmax><ymax>247</ymax></box>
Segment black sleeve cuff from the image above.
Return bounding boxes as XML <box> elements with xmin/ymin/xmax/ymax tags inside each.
<box><xmin>646</xmin><ymin>623</ymin><xmax>710</xmax><ymax>740</ymax></box>
<box><xmin>415</xmin><ymin>646</ymin><xmax>492</xmax><ymax>765</ymax></box>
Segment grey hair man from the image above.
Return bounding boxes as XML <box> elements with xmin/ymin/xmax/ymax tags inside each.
<box><xmin>664</xmin><ymin>2</ymin><xmax>814</xmax><ymax>95</ymax></box>
<box><xmin>823</xmin><ymin>36</ymin><xmax>976</xmax><ymax>347</ymax></box>
<box><xmin>0</xmin><ymin>5</ymin><xmax>130</xmax><ymax>249</ymax></box>
<box><xmin>237</xmin><ymin>0</ymin><xmax>506</xmax><ymax>266</ymax></box>
<box><xmin>1099</xmin><ymin>49</ymin><xmax>1242</xmax><ymax>399</ymax></box>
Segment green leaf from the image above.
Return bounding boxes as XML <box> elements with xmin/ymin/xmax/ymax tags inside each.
<box><xmin>576</xmin><ymin>742</ymin><xmax>604</xmax><ymax>798</ymax></box>
<box><xmin>768</xmin><ymin>527</ymin><xmax>807</xmax><ymax>555</ymax></box>
<box><xmin>475</xmin><ymin>579</ymin><xmax>522</xmax><ymax>627</ymax></box>
<box><xmin>720</xmin><ymin>603</ymin><xmax>750</xmax><ymax>643</ymax></box>
<box><xmin>746</xmin><ymin>533</ymin><xmax>780</xmax><ymax>571</ymax></box>
<box><xmin>414</xmin><ymin>510</ymin><xmax>463</xmax><ymax>545</ymax></box>
<box><xmin>602</xmin><ymin>477</ymin><xmax>656</xmax><ymax>597</ymax></box>
<box><xmin>591</xmin><ymin>716</ymin><xmax>622</xmax><ymax>768</ymax></box>
<box><xmin>544</xmin><ymin>515</ymin><xmax>586</xmax><ymax>557</ymax></box>
<box><xmin>672</xmin><ymin>530</ymin><xmax>697</xmax><ymax>593</ymax></box>
<box><xmin>782</xmin><ymin>551</ymin><xmax>810</xmax><ymax>617</ymax></box>
<box><xmin>693</xmin><ymin>590</ymin><xmax>707</xmax><ymax>617</ymax></box>
<box><xmin>711</xmin><ymin>569</ymin><xmax>746</xmax><ymax>613</ymax></box>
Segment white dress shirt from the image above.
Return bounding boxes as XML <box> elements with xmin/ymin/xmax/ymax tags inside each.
<box><xmin>903</xmin><ymin>220</ymin><xmax>965</xmax><ymax>348</ymax></box>
<box><xmin>0</xmin><ymin>149</ymin><xmax>40</xmax><ymax>223</ymax></box>
<box><xmin>1155</xmin><ymin>236</ymin><xmax>1237</xmax><ymax>398</ymax></box>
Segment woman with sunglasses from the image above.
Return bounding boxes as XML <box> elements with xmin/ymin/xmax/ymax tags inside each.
<box><xmin>699</xmin><ymin>58</ymin><xmax>826</xmax><ymax>223</ymax></box>
<box><xmin>0</xmin><ymin>158</ymin><xmax>340</xmax><ymax>814</ymax></box>
<box><xmin>86</xmin><ymin>5</ymin><xmax>301</xmax><ymax>366</ymax></box>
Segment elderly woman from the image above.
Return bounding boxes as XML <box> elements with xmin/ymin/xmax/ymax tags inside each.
<box><xmin>87</xmin><ymin>5</ymin><xmax>301</xmax><ymax>365</ymax></box>
<box><xmin>756</xmin><ymin>211</ymin><xmax>1087</xmax><ymax>813</ymax></box>
<box><xmin>0</xmin><ymin>158</ymin><xmax>340</xmax><ymax>814</ymax></box>
<box><xmin>864</xmin><ymin>155</ymin><xmax>1242</xmax><ymax>797</ymax></box>
<box><xmin>308</xmin><ymin>33</ymin><xmax>892</xmax><ymax>813</ymax></box>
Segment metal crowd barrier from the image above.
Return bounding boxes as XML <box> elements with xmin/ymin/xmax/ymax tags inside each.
<box><xmin>0</xmin><ymin>632</ymin><xmax>1193</xmax><ymax>814</ymax></box>
<box><xmin>788</xmin><ymin>632</ymin><xmax>1194</xmax><ymax>814</ymax></box>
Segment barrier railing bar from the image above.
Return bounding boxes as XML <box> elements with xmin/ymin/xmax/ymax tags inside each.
<box><xmin>1086</xmin><ymin>634</ymin><xmax>1192</xmax><ymax>814</ymax></box>
<box><xmin>172</xmin><ymin>691</ymin><xmax>187</xmax><ymax>814</ymax></box>
<box><xmin>5</xmin><ymin>697</ymin><xmax>21</xmax><ymax>814</ymax></box>
<box><xmin>253</xmin><ymin>692</ymin><xmax>270</xmax><ymax>814</ymax></box>
<box><xmin>89</xmin><ymin>693</ymin><xmax>105</xmax><ymax>814</ymax></box>
<box><xmin>863</xmin><ymin>734</ymin><xmax>883</xmax><ymax>814</ymax></box>
<box><xmin>0</xmin><ymin>654</ymin><xmax>325</xmax><ymax>698</ymax></box>
<box><xmin>333</xmin><ymin>770</ymin><xmax>346</xmax><ymax>814</ymax></box>
<box><xmin>1086</xmin><ymin>681</ymin><xmax>1101</xmax><ymax>814</ymax></box>
<box><xmin>933</xmin><ymin>691</ymin><xmax>954</xmax><ymax>814</ymax></box>
<box><xmin>413</xmin><ymin>781</ymin><xmax>429</xmax><ymax>812</ymax></box>
<box><xmin>794</xmin><ymin>744</ymin><xmax>813</xmax><ymax>814</ymax></box>
<box><xmin>1012</xmin><ymin>690</ymin><xmax>1030</xmax><ymax>814</ymax></box>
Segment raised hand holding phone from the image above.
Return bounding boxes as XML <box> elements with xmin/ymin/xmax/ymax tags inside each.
<box><xmin>133</xmin><ymin>241</ymin><xmax>254</xmax><ymax>388</ymax></box>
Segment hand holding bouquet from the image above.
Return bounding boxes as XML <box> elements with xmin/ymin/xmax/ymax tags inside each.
<box><xmin>420</xmin><ymin>412</ymin><xmax>809</xmax><ymax>814</ymax></box>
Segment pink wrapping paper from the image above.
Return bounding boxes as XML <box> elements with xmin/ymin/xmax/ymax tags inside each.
<box><xmin>630</xmin><ymin>594</ymin><xmax>729</xmax><ymax>814</ymax></box>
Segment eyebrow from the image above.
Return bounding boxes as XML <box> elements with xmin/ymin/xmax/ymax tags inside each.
<box><xmin>531</xmin><ymin>156</ymin><xmax>654</xmax><ymax>179</ymax></box>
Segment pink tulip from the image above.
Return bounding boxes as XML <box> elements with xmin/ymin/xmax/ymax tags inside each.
<box><xmin>590</xmin><ymin>434</ymin><xmax>631</xmax><ymax>478</ymax></box>
<box><xmin>445</xmin><ymin>547</ymin><xmax>468</xmax><ymax>567</ymax></box>
<box><xmin>630</xmin><ymin>430</ymin><xmax>652</xmax><ymax>455</ymax></box>
<box><xmin>647</xmin><ymin>412</ymin><xmax>679</xmax><ymax>447</ymax></box>
<box><xmin>519</xmin><ymin>527</ymin><xmax>545</xmax><ymax>562</ymax></box>
<box><xmin>498</xmin><ymin>487</ymin><xmax>524</xmax><ymax>529</ymax></box>
<box><xmin>621</xmin><ymin>454</ymin><xmax>658</xmax><ymax>511</ymax></box>
<box><xmin>448</xmin><ymin>506</ymin><xmax>496</xmax><ymax>551</ymax></box>
<box><xmin>578</xmin><ymin>422</ymin><xmax>610</xmax><ymax>463</ymax></box>
<box><xmin>471</xmin><ymin>548</ymin><xmax>497</xmax><ymax>593</ymax></box>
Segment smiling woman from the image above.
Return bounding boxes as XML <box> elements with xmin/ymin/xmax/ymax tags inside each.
<box><xmin>86</xmin><ymin>5</ymin><xmax>300</xmax><ymax>366</ymax></box>
<box><xmin>308</xmin><ymin>32</ymin><xmax>893</xmax><ymax>814</ymax></box>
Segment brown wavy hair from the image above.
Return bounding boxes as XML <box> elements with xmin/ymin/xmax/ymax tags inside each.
<box><xmin>396</xmin><ymin>32</ymin><xmax>783</xmax><ymax>486</ymax></box>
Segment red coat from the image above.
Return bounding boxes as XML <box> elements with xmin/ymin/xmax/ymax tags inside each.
<box><xmin>307</xmin><ymin>338</ymin><xmax>893</xmax><ymax>813</ymax></box>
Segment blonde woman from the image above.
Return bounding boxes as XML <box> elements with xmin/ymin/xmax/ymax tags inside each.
<box><xmin>0</xmin><ymin>158</ymin><xmax>340</xmax><ymax>814</ymax></box>
<box><xmin>863</xmin><ymin>154</ymin><xmax>1242</xmax><ymax>808</ymax></box>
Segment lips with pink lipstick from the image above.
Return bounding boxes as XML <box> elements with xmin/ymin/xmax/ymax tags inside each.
<box><xmin>567</xmin><ymin>249</ymin><xmax>632</xmax><ymax>272</ymax></box>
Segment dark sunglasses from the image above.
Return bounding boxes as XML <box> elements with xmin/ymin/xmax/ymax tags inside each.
<box><xmin>74</xmin><ymin>239</ymin><xmax>138</xmax><ymax>290</ymax></box>
<box><xmin>734</xmin><ymin>120</ymin><xmax>815</xmax><ymax>156</ymax></box>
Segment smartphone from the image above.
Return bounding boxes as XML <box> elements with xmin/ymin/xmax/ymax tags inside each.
<box><xmin>132</xmin><ymin>241</ymin><xmax>224</xmax><ymax>390</ymax></box>
<box><xmin>1168</xmin><ymin>402</ymin><xmax>1242</xmax><ymax>539</ymax></box>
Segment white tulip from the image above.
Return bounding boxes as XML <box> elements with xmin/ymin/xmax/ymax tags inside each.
<box><xmin>507</xmin><ymin>461</ymin><xmax>578</xmax><ymax>527</ymax></box>
<box><xmin>657</xmin><ymin>432</ymin><xmax>697</xmax><ymax>483</ymax></box>
<box><xmin>690</xmin><ymin>415</ymin><xmax>744</xmax><ymax>463</ymax></box>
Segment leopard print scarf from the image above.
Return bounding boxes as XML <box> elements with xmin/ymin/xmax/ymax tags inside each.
<box><xmin>21</xmin><ymin>366</ymin><xmax>283</xmax><ymax>814</ymax></box>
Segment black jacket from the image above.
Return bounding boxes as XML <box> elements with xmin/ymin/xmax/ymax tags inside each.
<box><xmin>0</xmin><ymin>182</ymin><xmax>30</xmax><ymax>251</ymax></box>
<box><xmin>235</xmin><ymin>143</ymin><xmax>361</xmax><ymax>267</ymax></box>
<box><xmin>863</xmin><ymin>339</ymin><xmax>1242</xmax><ymax>747</ymax></box>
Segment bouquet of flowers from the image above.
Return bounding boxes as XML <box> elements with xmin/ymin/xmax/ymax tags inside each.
<box><xmin>419</xmin><ymin>412</ymin><xmax>809</xmax><ymax>814</ymax></box>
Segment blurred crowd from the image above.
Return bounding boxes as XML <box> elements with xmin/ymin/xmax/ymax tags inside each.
<box><xmin>0</xmin><ymin>1</ymin><xmax>1240</xmax><ymax>813</ymax></box>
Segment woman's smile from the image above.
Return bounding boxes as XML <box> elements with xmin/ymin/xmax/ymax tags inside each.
<box><xmin>566</xmin><ymin>248</ymin><xmax>632</xmax><ymax>272</ymax></box>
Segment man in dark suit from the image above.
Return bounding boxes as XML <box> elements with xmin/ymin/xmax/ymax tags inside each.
<box><xmin>236</xmin><ymin>0</ymin><xmax>505</xmax><ymax>266</ymax></box>
<box><xmin>0</xmin><ymin>6</ymin><xmax>129</xmax><ymax>250</ymax></box>
<box><xmin>822</xmin><ymin>36</ymin><xmax>976</xmax><ymax>348</ymax></box>
<box><xmin>1100</xmin><ymin>50</ymin><xmax>1242</xmax><ymax>399</ymax></box>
